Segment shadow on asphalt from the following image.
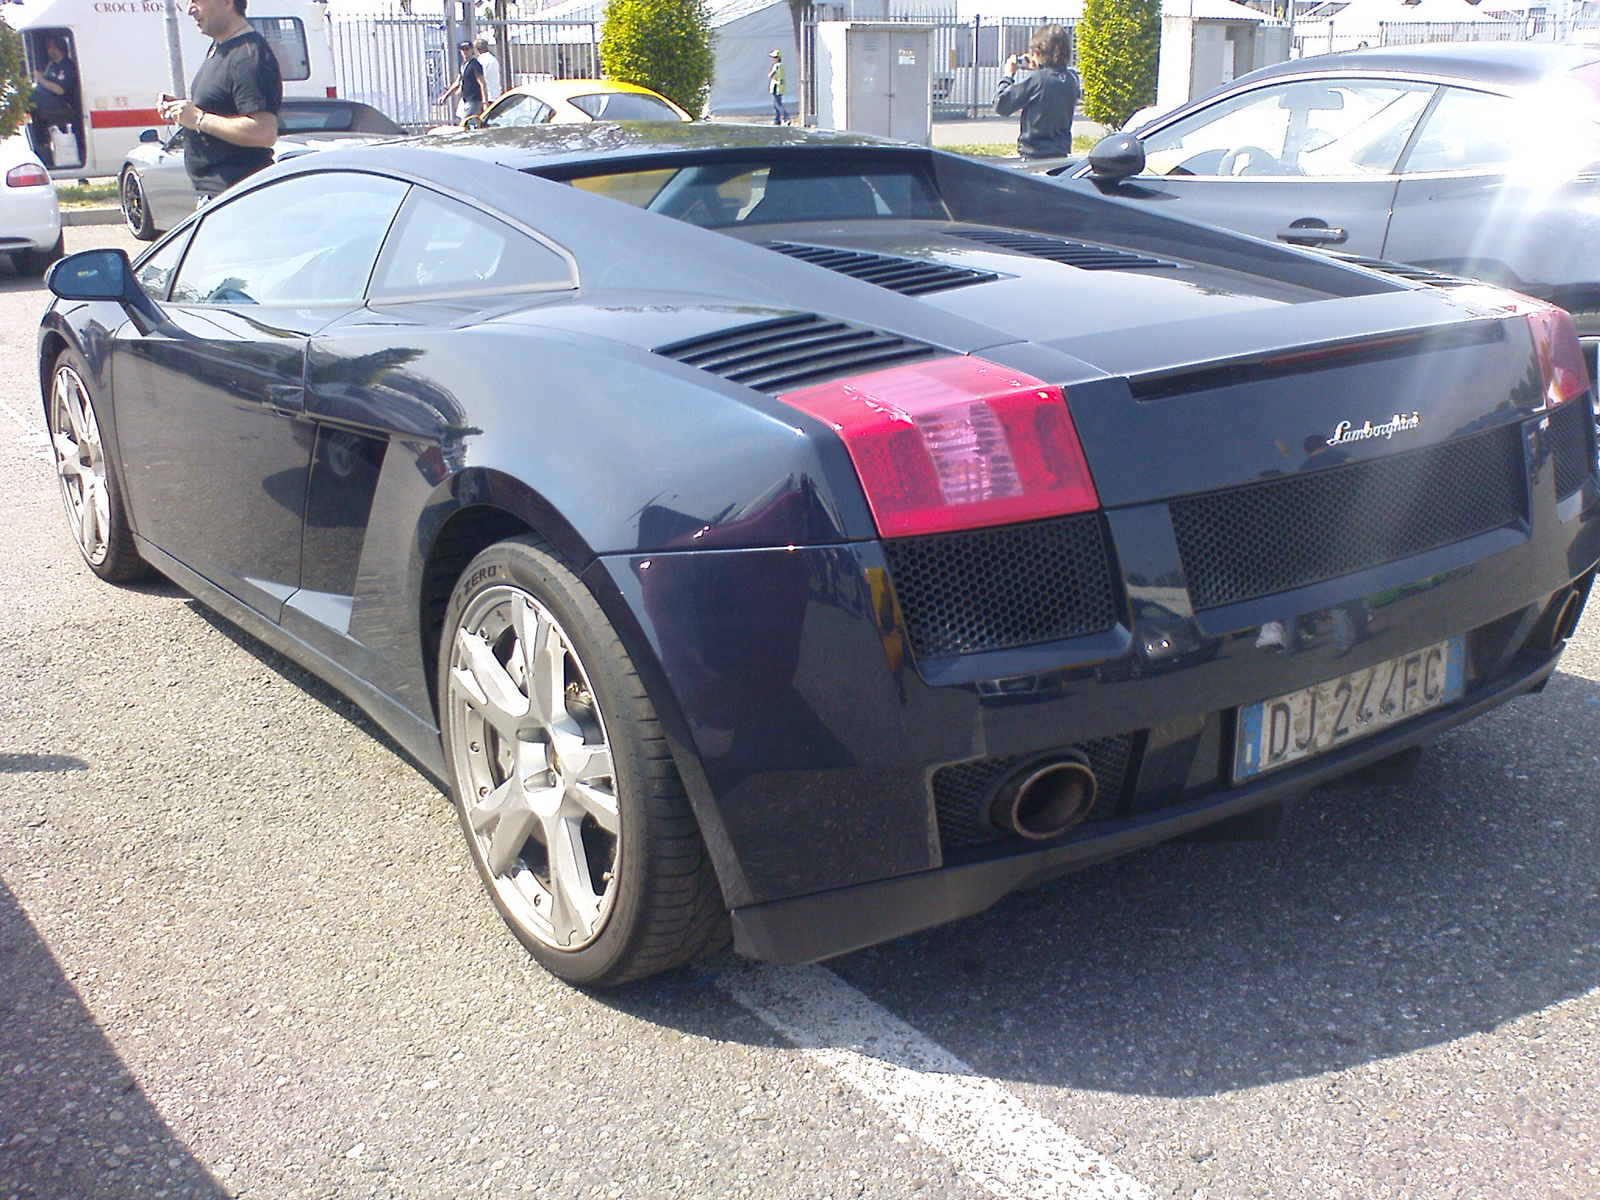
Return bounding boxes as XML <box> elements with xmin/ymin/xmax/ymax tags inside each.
<box><xmin>157</xmin><ymin>592</ymin><xmax>1600</xmax><ymax>1102</ymax></box>
<box><xmin>0</xmin><ymin>875</ymin><xmax>230</xmax><ymax>1200</ymax></box>
<box><xmin>609</xmin><ymin>668</ymin><xmax>1600</xmax><ymax>1098</ymax></box>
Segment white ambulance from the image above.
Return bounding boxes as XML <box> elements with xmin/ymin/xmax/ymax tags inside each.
<box><xmin>10</xmin><ymin>0</ymin><xmax>338</xmax><ymax>179</ymax></box>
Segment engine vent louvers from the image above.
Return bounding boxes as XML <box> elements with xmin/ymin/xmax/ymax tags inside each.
<box><xmin>1326</xmin><ymin>254</ymin><xmax>1471</xmax><ymax>288</ymax></box>
<box><xmin>654</xmin><ymin>313</ymin><xmax>938</xmax><ymax>394</ymax></box>
<box><xmin>950</xmin><ymin>228</ymin><xmax>1182</xmax><ymax>271</ymax></box>
<box><xmin>764</xmin><ymin>241</ymin><xmax>1001</xmax><ymax>295</ymax></box>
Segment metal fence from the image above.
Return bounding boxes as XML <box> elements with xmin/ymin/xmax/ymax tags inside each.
<box><xmin>330</xmin><ymin>10</ymin><xmax>599</xmax><ymax>131</ymax></box>
<box><xmin>1294</xmin><ymin>14</ymin><xmax>1600</xmax><ymax>56</ymax></box>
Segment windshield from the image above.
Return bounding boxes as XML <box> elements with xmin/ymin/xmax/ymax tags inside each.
<box><xmin>569</xmin><ymin>92</ymin><xmax>685</xmax><ymax>122</ymax></box>
<box><xmin>562</xmin><ymin>159</ymin><xmax>949</xmax><ymax>228</ymax></box>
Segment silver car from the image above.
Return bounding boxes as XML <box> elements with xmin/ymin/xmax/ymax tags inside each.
<box><xmin>1066</xmin><ymin>43</ymin><xmax>1600</xmax><ymax>374</ymax></box>
<box><xmin>118</xmin><ymin>98</ymin><xmax>404</xmax><ymax>240</ymax></box>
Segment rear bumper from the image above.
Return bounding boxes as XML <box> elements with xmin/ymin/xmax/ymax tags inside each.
<box><xmin>0</xmin><ymin>189</ymin><xmax>63</xmax><ymax>250</ymax></box>
<box><xmin>727</xmin><ymin>646</ymin><xmax>1559</xmax><ymax>965</ymax></box>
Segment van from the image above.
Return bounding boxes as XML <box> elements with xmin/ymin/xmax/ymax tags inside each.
<box><xmin>11</xmin><ymin>0</ymin><xmax>338</xmax><ymax>179</ymax></box>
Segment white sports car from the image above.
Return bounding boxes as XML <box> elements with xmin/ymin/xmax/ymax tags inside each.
<box><xmin>1</xmin><ymin>133</ymin><xmax>63</xmax><ymax>276</ymax></box>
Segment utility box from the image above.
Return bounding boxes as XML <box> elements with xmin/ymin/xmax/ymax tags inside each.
<box><xmin>814</xmin><ymin>21</ymin><xmax>934</xmax><ymax>144</ymax></box>
<box><xmin>1156</xmin><ymin>13</ymin><xmax>1291</xmax><ymax>112</ymax></box>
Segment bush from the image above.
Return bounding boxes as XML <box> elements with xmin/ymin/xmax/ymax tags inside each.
<box><xmin>1077</xmin><ymin>0</ymin><xmax>1159</xmax><ymax>130</ymax></box>
<box><xmin>1</xmin><ymin>14</ymin><xmax>31</xmax><ymax>139</ymax></box>
<box><xmin>599</xmin><ymin>0</ymin><xmax>715</xmax><ymax>118</ymax></box>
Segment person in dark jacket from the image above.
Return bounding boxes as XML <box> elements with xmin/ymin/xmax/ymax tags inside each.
<box><xmin>994</xmin><ymin>23</ymin><xmax>1079</xmax><ymax>160</ymax></box>
<box><xmin>28</xmin><ymin>36</ymin><xmax>81</xmax><ymax>169</ymax></box>
<box><xmin>156</xmin><ymin>0</ymin><xmax>283</xmax><ymax>204</ymax></box>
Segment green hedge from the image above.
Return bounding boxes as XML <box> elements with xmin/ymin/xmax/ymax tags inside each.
<box><xmin>1</xmin><ymin>15</ymin><xmax>31</xmax><ymax>140</ymax></box>
<box><xmin>599</xmin><ymin>0</ymin><xmax>716</xmax><ymax>118</ymax></box>
<box><xmin>1077</xmin><ymin>0</ymin><xmax>1160</xmax><ymax>130</ymax></box>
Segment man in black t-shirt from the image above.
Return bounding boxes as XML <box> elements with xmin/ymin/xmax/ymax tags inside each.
<box><xmin>436</xmin><ymin>42</ymin><xmax>485</xmax><ymax>123</ymax></box>
<box><xmin>157</xmin><ymin>0</ymin><xmax>283</xmax><ymax>201</ymax></box>
<box><xmin>29</xmin><ymin>36</ymin><xmax>81</xmax><ymax>168</ymax></box>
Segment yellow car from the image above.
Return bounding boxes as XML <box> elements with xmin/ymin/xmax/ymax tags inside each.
<box><xmin>470</xmin><ymin>79</ymin><xmax>691</xmax><ymax>130</ymax></box>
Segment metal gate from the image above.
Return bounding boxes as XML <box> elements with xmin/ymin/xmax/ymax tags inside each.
<box><xmin>329</xmin><ymin>6</ymin><xmax>600</xmax><ymax>131</ymax></box>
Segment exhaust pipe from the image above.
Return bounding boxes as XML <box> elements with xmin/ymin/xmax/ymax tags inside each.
<box><xmin>1552</xmin><ymin>587</ymin><xmax>1585</xmax><ymax>646</ymax></box>
<box><xmin>987</xmin><ymin>754</ymin><xmax>1098</xmax><ymax>842</ymax></box>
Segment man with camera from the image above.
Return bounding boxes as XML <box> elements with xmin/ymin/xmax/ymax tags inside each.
<box><xmin>994</xmin><ymin>23</ymin><xmax>1079</xmax><ymax>160</ymax></box>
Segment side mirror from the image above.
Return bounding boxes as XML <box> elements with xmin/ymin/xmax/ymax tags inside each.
<box><xmin>140</xmin><ymin>128</ymin><xmax>161</xmax><ymax>143</ymax></box>
<box><xmin>46</xmin><ymin>249</ymin><xmax>164</xmax><ymax>331</ymax></box>
<box><xmin>1087</xmin><ymin>133</ymin><xmax>1146</xmax><ymax>181</ymax></box>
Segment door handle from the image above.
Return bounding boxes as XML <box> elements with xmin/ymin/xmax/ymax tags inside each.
<box><xmin>264</xmin><ymin>384</ymin><xmax>304</xmax><ymax>415</ymax></box>
<box><xmin>1278</xmin><ymin>225</ymin><xmax>1348</xmax><ymax>246</ymax></box>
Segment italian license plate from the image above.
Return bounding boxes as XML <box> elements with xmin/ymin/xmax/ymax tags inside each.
<box><xmin>1234</xmin><ymin>636</ymin><xmax>1464</xmax><ymax>781</ymax></box>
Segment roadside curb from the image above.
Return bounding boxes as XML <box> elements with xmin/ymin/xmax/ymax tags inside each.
<box><xmin>63</xmin><ymin>208</ymin><xmax>124</xmax><ymax>227</ymax></box>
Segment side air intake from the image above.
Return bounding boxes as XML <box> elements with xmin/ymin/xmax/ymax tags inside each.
<box><xmin>654</xmin><ymin>314</ymin><xmax>938</xmax><ymax>394</ymax></box>
<box><xmin>765</xmin><ymin>241</ymin><xmax>1001</xmax><ymax>295</ymax></box>
<box><xmin>951</xmin><ymin>228</ymin><xmax>1181</xmax><ymax>271</ymax></box>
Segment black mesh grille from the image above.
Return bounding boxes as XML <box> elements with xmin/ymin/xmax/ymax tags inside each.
<box><xmin>932</xmin><ymin>735</ymin><xmax>1137</xmax><ymax>851</ymax></box>
<box><xmin>766</xmin><ymin>241</ymin><xmax>1001</xmax><ymax>295</ymax></box>
<box><xmin>654</xmin><ymin>314</ymin><xmax>937</xmax><ymax>394</ymax></box>
<box><xmin>1548</xmin><ymin>399</ymin><xmax>1596</xmax><ymax>499</ymax></box>
<box><xmin>951</xmin><ymin>228</ymin><xmax>1181</xmax><ymax>271</ymax></box>
<box><xmin>882</xmin><ymin>514</ymin><xmax>1117</xmax><ymax>659</ymax></box>
<box><xmin>1171</xmin><ymin>425</ymin><xmax>1526</xmax><ymax>611</ymax></box>
<box><xmin>1326</xmin><ymin>253</ymin><xmax>1471</xmax><ymax>287</ymax></box>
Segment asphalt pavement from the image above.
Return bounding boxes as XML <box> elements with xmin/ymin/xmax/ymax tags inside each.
<box><xmin>2</xmin><ymin>225</ymin><xmax>1598</xmax><ymax>1200</ymax></box>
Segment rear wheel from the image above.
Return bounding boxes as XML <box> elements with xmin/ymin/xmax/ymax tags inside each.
<box><xmin>120</xmin><ymin>170</ymin><xmax>158</xmax><ymax>241</ymax></box>
<box><xmin>47</xmin><ymin>351</ymin><xmax>148</xmax><ymax>582</ymax></box>
<box><xmin>439</xmin><ymin>536</ymin><xmax>726</xmax><ymax>987</ymax></box>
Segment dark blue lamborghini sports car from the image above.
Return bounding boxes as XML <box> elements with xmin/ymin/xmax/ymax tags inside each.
<box><xmin>38</xmin><ymin>123</ymin><xmax>1600</xmax><ymax>986</ymax></box>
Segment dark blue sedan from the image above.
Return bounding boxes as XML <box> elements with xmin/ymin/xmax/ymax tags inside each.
<box><xmin>37</xmin><ymin>122</ymin><xmax>1600</xmax><ymax>985</ymax></box>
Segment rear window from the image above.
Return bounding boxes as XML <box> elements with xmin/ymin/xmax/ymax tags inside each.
<box><xmin>569</xmin><ymin>92</ymin><xmax>684</xmax><ymax>122</ymax></box>
<box><xmin>248</xmin><ymin>16</ymin><xmax>310</xmax><ymax>82</ymax></box>
<box><xmin>278</xmin><ymin>102</ymin><xmax>404</xmax><ymax>135</ymax></box>
<box><xmin>562</xmin><ymin>159</ymin><xmax>949</xmax><ymax>228</ymax></box>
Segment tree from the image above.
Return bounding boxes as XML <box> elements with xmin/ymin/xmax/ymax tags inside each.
<box><xmin>1</xmin><ymin>13</ymin><xmax>31</xmax><ymax>140</ymax></box>
<box><xmin>599</xmin><ymin>0</ymin><xmax>716</xmax><ymax>118</ymax></box>
<box><xmin>1077</xmin><ymin>0</ymin><xmax>1159</xmax><ymax>131</ymax></box>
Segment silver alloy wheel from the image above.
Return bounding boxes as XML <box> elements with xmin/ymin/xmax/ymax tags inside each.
<box><xmin>49</xmin><ymin>364</ymin><xmax>111</xmax><ymax>567</ymax></box>
<box><xmin>446</xmin><ymin>584</ymin><xmax>621</xmax><ymax>951</ymax></box>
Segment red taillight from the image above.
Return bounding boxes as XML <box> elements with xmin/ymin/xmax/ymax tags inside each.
<box><xmin>1452</xmin><ymin>284</ymin><xmax>1591</xmax><ymax>407</ymax></box>
<box><xmin>6</xmin><ymin>163</ymin><xmax>50</xmax><ymax>188</ymax></box>
<box><xmin>777</xmin><ymin>356</ymin><xmax>1099</xmax><ymax>538</ymax></box>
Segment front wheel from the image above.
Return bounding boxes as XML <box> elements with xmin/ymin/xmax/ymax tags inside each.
<box><xmin>47</xmin><ymin>351</ymin><xmax>148</xmax><ymax>582</ymax></box>
<box><xmin>120</xmin><ymin>170</ymin><xmax>158</xmax><ymax>241</ymax></box>
<box><xmin>439</xmin><ymin>536</ymin><xmax>726</xmax><ymax>987</ymax></box>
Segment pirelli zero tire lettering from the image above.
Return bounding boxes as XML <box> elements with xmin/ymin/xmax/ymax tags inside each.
<box><xmin>438</xmin><ymin>536</ymin><xmax>727</xmax><ymax>987</ymax></box>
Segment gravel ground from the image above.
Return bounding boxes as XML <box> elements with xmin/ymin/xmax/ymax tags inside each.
<box><xmin>2</xmin><ymin>226</ymin><xmax>1598</xmax><ymax>1200</ymax></box>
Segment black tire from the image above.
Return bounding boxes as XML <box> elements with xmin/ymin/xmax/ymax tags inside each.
<box><xmin>120</xmin><ymin>170</ymin><xmax>158</xmax><ymax>241</ymax></box>
<box><xmin>438</xmin><ymin>536</ymin><xmax>727</xmax><ymax>987</ymax></box>
<box><xmin>1570</xmin><ymin>309</ymin><xmax>1600</xmax><ymax>390</ymax></box>
<box><xmin>20</xmin><ymin>233</ymin><xmax>64</xmax><ymax>277</ymax></box>
<box><xmin>46</xmin><ymin>349</ymin><xmax>149</xmax><ymax>583</ymax></box>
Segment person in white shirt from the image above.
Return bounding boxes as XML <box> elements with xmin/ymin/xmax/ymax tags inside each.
<box><xmin>474</xmin><ymin>37</ymin><xmax>501</xmax><ymax>105</ymax></box>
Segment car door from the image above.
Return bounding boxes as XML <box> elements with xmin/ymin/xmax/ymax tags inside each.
<box><xmin>112</xmin><ymin>171</ymin><xmax>410</xmax><ymax>619</ymax></box>
<box><xmin>1096</xmin><ymin>76</ymin><xmax>1437</xmax><ymax>255</ymax></box>
<box><xmin>1382</xmin><ymin>84</ymin><xmax>1600</xmax><ymax>288</ymax></box>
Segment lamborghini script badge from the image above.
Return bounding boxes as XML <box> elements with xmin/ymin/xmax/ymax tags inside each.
<box><xmin>1326</xmin><ymin>412</ymin><xmax>1421</xmax><ymax>447</ymax></box>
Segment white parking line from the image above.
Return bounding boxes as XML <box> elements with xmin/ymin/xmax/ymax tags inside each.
<box><xmin>721</xmin><ymin>963</ymin><xmax>1152</xmax><ymax>1200</ymax></box>
<box><xmin>0</xmin><ymin>395</ymin><xmax>37</xmax><ymax>435</ymax></box>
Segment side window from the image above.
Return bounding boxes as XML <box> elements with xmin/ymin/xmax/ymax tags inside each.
<box><xmin>483</xmin><ymin>94</ymin><xmax>553</xmax><ymax>128</ymax></box>
<box><xmin>133</xmin><ymin>225</ymin><xmax>195</xmax><ymax>301</ymax></box>
<box><xmin>247</xmin><ymin>16</ymin><xmax>310</xmax><ymax>81</ymax></box>
<box><xmin>1401</xmin><ymin>87</ymin><xmax>1515</xmax><ymax>174</ymax></box>
<box><xmin>369</xmin><ymin>189</ymin><xmax>574</xmax><ymax>301</ymax></box>
<box><xmin>1142</xmin><ymin>80</ymin><xmax>1434</xmax><ymax>177</ymax></box>
<box><xmin>169</xmin><ymin>173</ymin><xmax>409</xmax><ymax>305</ymax></box>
